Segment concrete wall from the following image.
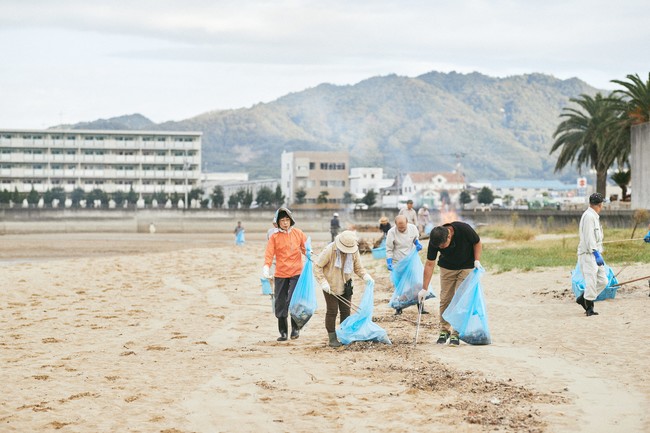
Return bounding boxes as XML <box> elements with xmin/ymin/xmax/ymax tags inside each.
<box><xmin>631</xmin><ymin>122</ymin><xmax>650</xmax><ymax>210</ymax></box>
<box><xmin>0</xmin><ymin>207</ymin><xmax>639</xmax><ymax>234</ymax></box>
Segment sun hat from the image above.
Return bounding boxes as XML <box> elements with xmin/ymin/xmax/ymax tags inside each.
<box><xmin>335</xmin><ymin>230</ymin><xmax>358</xmax><ymax>254</ymax></box>
<box><xmin>379</xmin><ymin>216</ymin><xmax>389</xmax><ymax>224</ymax></box>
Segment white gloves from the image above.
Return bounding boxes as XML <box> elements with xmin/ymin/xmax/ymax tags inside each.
<box><xmin>262</xmin><ymin>265</ymin><xmax>270</xmax><ymax>279</ymax></box>
<box><xmin>321</xmin><ymin>282</ymin><xmax>331</xmax><ymax>294</ymax></box>
<box><xmin>363</xmin><ymin>273</ymin><xmax>374</xmax><ymax>284</ymax></box>
<box><xmin>474</xmin><ymin>260</ymin><xmax>484</xmax><ymax>270</ymax></box>
<box><xmin>418</xmin><ymin>289</ymin><xmax>429</xmax><ymax>302</ymax></box>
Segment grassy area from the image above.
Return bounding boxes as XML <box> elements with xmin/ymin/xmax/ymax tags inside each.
<box><xmin>478</xmin><ymin>227</ymin><xmax>650</xmax><ymax>273</ymax></box>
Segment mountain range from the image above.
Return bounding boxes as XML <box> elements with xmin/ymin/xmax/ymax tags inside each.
<box><xmin>59</xmin><ymin>71</ymin><xmax>601</xmax><ymax>182</ymax></box>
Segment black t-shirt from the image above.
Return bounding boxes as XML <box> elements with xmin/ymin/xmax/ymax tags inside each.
<box><xmin>426</xmin><ymin>221</ymin><xmax>480</xmax><ymax>270</ymax></box>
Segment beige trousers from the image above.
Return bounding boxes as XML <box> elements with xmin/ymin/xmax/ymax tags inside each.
<box><xmin>439</xmin><ymin>267</ymin><xmax>472</xmax><ymax>335</ymax></box>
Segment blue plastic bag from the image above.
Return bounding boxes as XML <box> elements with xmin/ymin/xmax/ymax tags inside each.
<box><xmin>388</xmin><ymin>248</ymin><xmax>435</xmax><ymax>310</ymax></box>
<box><xmin>336</xmin><ymin>280</ymin><xmax>391</xmax><ymax>345</ymax></box>
<box><xmin>570</xmin><ymin>260</ymin><xmax>619</xmax><ymax>301</ymax></box>
<box><xmin>424</xmin><ymin>222</ymin><xmax>434</xmax><ymax>235</ymax></box>
<box><xmin>371</xmin><ymin>237</ymin><xmax>387</xmax><ymax>259</ymax></box>
<box><xmin>235</xmin><ymin>229</ymin><xmax>245</xmax><ymax>245</ymax></box>
<box><xmin>261</xmin><ymin>277</ymin><xmax>273</xmax><ymax>295</ymax></box>
<box><xmin>442</xmin><ymin>268</ymin><xmax>491</xmax><ymax>345</ymax></box>
<box><xmin>289</xmin><ymin>237</ymin><xmax>318</xmax><ymax>329</ymax></box>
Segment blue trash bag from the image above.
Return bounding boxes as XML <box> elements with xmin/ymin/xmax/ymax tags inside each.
<box><xmin>424</xmin><ymin>222</ymin><xmax>434</xmax><ymax>235</ymax></box>
<box><xmin>570</xmin><ymin>260</ymin><xmax>619</xmax><ymax>301</ymax></box>
<box><xmin>289</xmin><ymin>237</ymin><xmax>318</xmax><ymax>329</ymax></box>
<box><xmin>388</xmin><ymin>248</ymin><xmax>435</xmax><ymax>310</ymax></box>
<box><xmin>371</xmin><ymin>237</ymin><xmax>387</xmax><ymax>259</ymax></box>
<box><xmin>336</xmin><ymin>280</ymin><xmax>391</xmax><ymax>345</ymax></box>
<box><xmin>261</xmin><ymin>277</ymin><xmax>273</xmax><ymax>295</ymax></box>
<box><xmin>442</xmin><ymin>268</ymin><xmax>491</xmax><ymax>345</ymax></box>
<box><xmin>235</xmin><ymin>229</ymin><xmax>245</xmax><ymax>245</ymax></box>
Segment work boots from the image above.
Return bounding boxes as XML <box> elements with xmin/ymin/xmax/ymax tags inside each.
<box><xmin>277</xmin><ymin>317</ymin><xmax>288</xmax><ymax>341</ymax></box>
<box><xmin>576</xmin><ymin>294</ymin><xmax>588</xmax><ymax>312</ymax></box>
<box><xmin>328</xmin><ymin>332</ymin><xmax>342</xmax><ymax>348</ymax></box>
<box><xmin>584</xmin><ymin>300</ymin><xmax>599</xmax><ymax>317</ymax></box>
<box><xmin>290</xmin><ymin>318</ymin><xmax>300</xmax><ymax>340</ymax></box>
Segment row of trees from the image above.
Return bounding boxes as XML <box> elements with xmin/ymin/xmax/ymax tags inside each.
<box><xmin>294</xmin><ymin>188</ymin><xmax>378</xmax><ymax>207</ymax></box>
<box><xmin>0</xmin><ymin>184</ymin><xmax>285</xmax><ymax>210</ymax></box>
<box><xmin>551</xmin><ymin>73</ymin><xmax>650</xmax><ymax>196</ymax></box>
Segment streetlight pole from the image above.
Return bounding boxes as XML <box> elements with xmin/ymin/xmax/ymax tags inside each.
<box><xmin>183</xmin><ymin>151</ymin><xmax>189</xmax><ymax>210</ymax></box>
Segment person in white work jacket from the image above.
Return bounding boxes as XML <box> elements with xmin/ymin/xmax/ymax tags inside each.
<box><xmin>385</xmin><ymin>215</ymin><xmax>424</xmax><ymax>315</ymax></box>
<box><xmin>576</xmin><ymin>193</ymin><xmax>608</xmax><ymax>317</ymax></box>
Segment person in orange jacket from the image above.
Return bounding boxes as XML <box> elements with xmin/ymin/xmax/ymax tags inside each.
<box><xmin>263</xmin><ymin>207</ymin><xmax>308</xmax><ymax>341</ymax></box>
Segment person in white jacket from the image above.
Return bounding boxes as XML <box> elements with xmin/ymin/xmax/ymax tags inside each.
<box><xmin>576</xmin><ymin>193</ymin><xmax>608</xmax><ymax>316</ymax></box>
<box><xmin>385</xmin><ymin>215</ymin><xmax>423</xmax><ymax>315</ymax></box>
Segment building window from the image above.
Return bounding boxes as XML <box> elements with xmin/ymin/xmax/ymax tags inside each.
<box><xmin>309</xmin><ymin>162</ymin><xmax>315</xmax><ymax>169</ymax></box>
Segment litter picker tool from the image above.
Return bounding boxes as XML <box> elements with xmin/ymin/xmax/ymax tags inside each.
<box><xmin>413</xmin><ymin>301</ymin><xmax>424</xmax><ymax>348</ymax></box>
<box><xmin>332</xmin><ymin>293</ymin><xmax>361</xmax><ymax>314</ymax></box>
<box><xmin>609</xmin><ymin>275</ymin><xmax>650</xmax><ymax>288</ymax></box>
<box><xmin>602</xmin><ymin>238</ymin><xmax>644</xmax><ymax>244</ymax></box>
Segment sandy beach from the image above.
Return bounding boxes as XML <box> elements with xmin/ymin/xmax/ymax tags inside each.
<box><xmin>1</xmin><ymin>232</ymin><xmax>648</xmax><ymax>432</ymax></box>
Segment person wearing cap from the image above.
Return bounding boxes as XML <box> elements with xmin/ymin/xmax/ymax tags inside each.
<box><xmin>313</xmin><ymin>230</ymin><xmax>374</xmax><ymax>347</ymax></box>
<box><xmin>421</xmin><ymin>221</ymin><xmax>482</xmax><ymax>346</ymax></box>
<box><xmin>263</xmin><ymin>207</ymin><xmax>308</xmax><ymax>341</ymax></box>
<box><xmin>417</xmin><ymin>204</ymin><xmax>430</xmax><ymax>235</ymax></box>
<box><xmin>399</xmin><ymin>200</ymin><xmax>417</xmax><ymax>226</ymax></box>
<box><xmin>576</xmin><ymin>193</ymin><xmax>608</xmax><ymax>316</ymax></box>
<box><xmin>330</xmin><ymin>212</ymin><xmax>341</xmax><ymax>242</ymax></box>
<box><xmin>379</xmin><ymin>216</ymin><xmax>391</xmax><ymax>238</ymax></box>
<box><xmin>386</xmin><ymin>215</ymin><xmax>424</xmax><ymax>314</ymax></box>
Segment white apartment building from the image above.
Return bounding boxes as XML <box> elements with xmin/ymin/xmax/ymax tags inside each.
<box><xmin>349</xmin><ymin>167</ymin><xmax>394</xmax><ymax>200</ymax></box>
<box><xmin>0</xmin><ymin>129</ymin><xmax>201</xmax><ymax>196</ymax></box>
<box><xmin>281</xmin><ymin>150</ymin><xmax>349</xmax><ymax>205</ymax></box>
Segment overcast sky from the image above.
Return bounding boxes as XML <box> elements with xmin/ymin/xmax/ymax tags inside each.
<box><xmin>1</xmin><ymin>0</ymin><xmax>647</xmax><ymax>129</ymax></box>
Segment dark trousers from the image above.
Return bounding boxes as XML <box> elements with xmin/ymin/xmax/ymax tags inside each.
<box><xmin>274</xmin><ymin>275</ymin><xmax>300</xmax><ymax>318</ymax></box>
<box><xmin>322</xmin><ymin>291</ymin><xmax>351</xmax><ymax>333</ymax></box>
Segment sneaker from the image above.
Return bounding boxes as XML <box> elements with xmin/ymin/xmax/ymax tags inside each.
<box><xmin>449</xmin><ymin>335</ymin><xmax>460</xmax><ymax>346</ymax></box>
<box><xmin>436</xmin><ymin>331</ymin><xmax>450</xmax><ymax>344</ymax></box>
<box><xmin>394</xmin><ymin>308</ymin><xmax>402</xmax><ymax>315</ymax></box>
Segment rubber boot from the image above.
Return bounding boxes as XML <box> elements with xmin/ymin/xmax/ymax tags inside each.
<box><xmin>328</xmin><ymin>332</ymin><xmax>342</xmax><ymax>348</ymax></box>
<box><xmin>290</xmin><ymin>318</ymin><xmax>300</xmax><ymax>340</ymax></box>
<box><xmin>277</xmin><ymin>317</ymin><xmax>288</xmax><ymax>341</ymax></box>
<box><xmin>585</xmin><ymin>300</ymin><xmax>599</xmax><ymax>317</ymax></box>
<box><xmin>576</xmin><ymin>294</ymin><xmax>588</xmax><ymax>311</ymax></box>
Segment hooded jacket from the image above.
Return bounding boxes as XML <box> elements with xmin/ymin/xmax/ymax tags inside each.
<box><xmin>265</xmin><ymin>207</ymin><xmax>307</xmax><ymax>278</ymax></box>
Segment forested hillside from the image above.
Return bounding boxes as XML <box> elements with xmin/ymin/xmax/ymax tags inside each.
<box><xmin>64</xmin><ymin>71</ymin><xmax>600</xmax><ymax>181</ymax></box>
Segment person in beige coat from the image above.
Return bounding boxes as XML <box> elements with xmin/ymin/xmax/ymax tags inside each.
<box><xmin>314</xmin><ymin>230</ymin><xmax>374</xmax><ymax>347</ymax></box>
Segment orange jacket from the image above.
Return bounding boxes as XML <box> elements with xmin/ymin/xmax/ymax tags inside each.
<box><xmin>264</xmin><ymin>227</ymin><xmax>307</xmax><ymax>278</ymax></box>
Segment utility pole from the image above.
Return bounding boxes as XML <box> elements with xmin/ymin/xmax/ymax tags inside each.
<box><xmin>183</xmin><ymin>151</ymin><xmax>189</xmax><ymax>209</ymax></box>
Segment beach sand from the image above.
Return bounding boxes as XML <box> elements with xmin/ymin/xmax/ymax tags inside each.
<box><xmin>1</xmin><ymin>232</ymin><xmax>648</xmax><ymax>432</ymax></box>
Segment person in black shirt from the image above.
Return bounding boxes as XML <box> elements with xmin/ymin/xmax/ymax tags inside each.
<box><xmin>419</xmin><ymin>221</ymin><xmax>482</xmax><ymax>346</ymax></box>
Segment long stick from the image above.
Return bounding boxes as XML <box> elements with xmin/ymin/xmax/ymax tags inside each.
<box><xmin>602</xmin><ymin>238</ymin><xmax>644</xmax><ymax>244</ymax></box>
<box><xmin>331</xmin><ymin>293</ymin><xmax>361</xmax><ymax>314</ymax></box>
<box><xmin>413</xmin><ymin>302</ymin><xmax>423</xmax><ymax>348</ymax></box>
<box><xmin>610</xmin><ymin>275</ymin><xmax>650</xmax><ymax>288</ymax></box>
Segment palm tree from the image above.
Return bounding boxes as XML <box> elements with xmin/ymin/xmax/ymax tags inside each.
<box><xmin>611</xmin><ymin>73</ymin><xmax>650</xmax><ymax>124</ymax></box>
<box><xmin>550</xmin><ymin>93</ymin><xmax>627</xmax><ymax>195</ymax></box>
<box><xmin>610</xmin><ymin>169</ymin><xmax>631</xmax><ymax>200</ymax></box>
